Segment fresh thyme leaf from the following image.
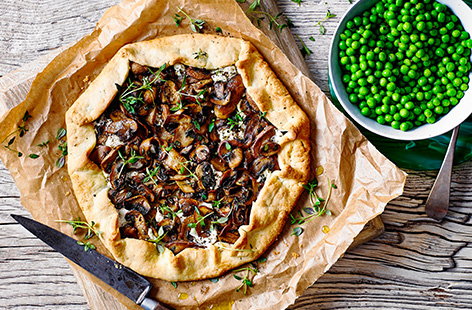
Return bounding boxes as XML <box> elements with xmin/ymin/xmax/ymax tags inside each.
<box><xmin>7</xmin><ymin>137</ymin><xmax>15</xmax><ymax>146</ymax></box>
<box><xmin>257</xmin><ymin>257</ymin><xmax>267</xmax><ymax>263</ymax></box>
<box><xmin>326</xmin><ymin>10</ymin><xmax>336</xmax><ymax>18</ymax></box>
<box><xmin>56</xmin><ymin>128</ymin><xmax>67</xmax><ymax>140</ymax></box>
<box><xmin>315</xmin><ymin>9</ymin><xmax>336</xmax><ymax>35</ymax></box>
<box><xmin>331</xmin><ymin>183</ymin><xmax>337</xmax><ymax>189</ymax></box>
<box><xmin>28</xmin><ymin>153</ymin><xmax>39</xmax><ymax>159</ymax></box>
<box><xmin>193</xmin><ymin>49</ymin><xmax>208</xmax><ymax>60</ymax></box>
<box><xmin>233</xmin><ymin>274</ymin><xmax>242</xmax><ymax>280</ymax></box>
<box><xmin>209</xmin><ymin>277</ymin><xmax>219</xmax><ymax>283</ymax></box>
<box><xmin>171</xmin><ymin>281</ymin><xmax>178</xmax><ymax>288</ymax></box>
<box><xmin>291</xmin><ymin>227</ymin><xmax>304</xmax><ymax>236</ymax></box>
<box><xmin>77</xmin><ymin>241</ymin><xmax>96</xmax><ymax>252</ymax></box>
<box><xmin>22</xmin><ymin>111</ymin><xmax>32</xmax><ymax>122</ymax></box>
<box><xmin>215</xmin><ymin>26</ymin><xmax>223</xmax><ymax>33</ymax></box>
<box><xmin>177</xmin><ymin>8</ymin><xmax>206</xmax><ymax>33</ymax></box>
<box><xmin>37</xmin><ymin>140</ymin><xmax>50</xmax><ymax>147</ymax></box>
<box><xmin>56</xmin><ymin>156</ymin><xmax>65</xmax><ymax>168</ymax></box>
<box><xmin>208</xmin><ymin>120</ymin><xmax>215</xmax><ymax>133</ymax></box>
<box><xmin>259</xmin><ymin>111</ymin><xmax>267</xmax><ymax>119</ymax></box>
<box><xmin>56</xmin><ymin>218</ymin><xmax>101</xmax><ymax>239</ymax></box>
<box><xmin>309</xmin><ymin>36</ymin><xmax>315</xmax><ymax>41</ymax></box>
<box><xmin>236</xmin><ymin>0</ymin><xmax>246</xmax><ymax>2</ymax></box>
<box><xmin>192</xmin><ymin>120</ymin><xmax>201</xmax><ymax>130</ymax></box>
<box><xmin>319</xmin><ymin>24</ymin><xmax>326</xmax><ymax>35</ymax></box>
<box><xmin>173</xmin><ymin>13</ymin><xmax>184</xmax><ymax>26</ymax></box>
<box><xmin>225</xmin><ymin>142</ymin><xmax>232</xmax><ymax>150</ymax></box>
<box><xmin>291</xmin><ymin>0</ymin><xmax>303</xmax><ymax>5</ymax></box>
<box><xmin>248</xmin><ymin>0</ymin><xmax>261</xmax><ymax>12</ymax></box>
<box><xmin>211</xmin><ymin>216</ymin><xmax>229</xmax><ymax>224</ymax></box>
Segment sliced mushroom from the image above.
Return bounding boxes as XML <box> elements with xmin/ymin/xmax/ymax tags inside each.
<box><xmin>210</xmin><ymin>93</ymin><xmax>231</xmax><ymax>106</ymax></box>
<box><xmin>232</xmin><ymin>204</ymin><xmax>250</xmax><ymax>226</ymax></box>
<box><xmin>218</xmin><ymin>225</ymin><xmax>240</xmax><ymax>244</ymax></box>
<box><xmin>143</xmin><ymin>87</ymin><xmax>157</xmax><ymax>105</ymax></box>
<box><xmin>125</xmin><ymin>195</ymin><xmax>152</xmax><ymax>215</ymax></box>
<box><xmin>163</xmin><ymin>114</ymin><xmax>195</xmax><ymax>148</ymax></box>
<box><xmin>251</xmin><ymin>156</ymin><xmax>276</xmax><ymax>180</ymax></box>
<box><xmin>219</xmin><ymin>169</ymin><xmax>239</xmax><ymax>189</ymax></box>
<box><xmin>195</xmin><ymin>162</ymin><xmax>215</xmax><ymax>189</ymax></box>
<box><xmin>104</xmin><ymin>118</ymin><xmax>138</xmax><ymax>142</ymax></box>
<box><xmin>89</xmin><ymin>145</ymin><xmax>111</xmax><ymax>167</ymax></box>
<box><xmin>130</xmin><ymin>62</ymin><xmax>148</xmax><ymax>75</ymax></box>
<box><xmin>125</xmin><ymin>210</ymin><xmax>149</xmax><ymax>240</ymax></box>
<box><xmin>186</xmin><ymin>67</ymin><xmax>211</xmax><ymax>80</ymax></box>
<box><xmin>136</xmin><ymin>184</ymin><xmax>156</xmax><ymax>202</ymax></box>
<box><xmin>191</xmin><ymin>145</ymin><xmax>210</xmax><ymax>163</ymax></box>
<box><xmin>176</xmin><ymin>179</ymin><xmax>196</xmax><ymax>193</ymax></box>
<box><xmin>214</xmin><ymin>101</ymin><xmax>237</xmax><ymax>119</ymax></box>
<box><xmin>166</xmin><ymin>241</ymin><xmax>200</xmax><ymax>255</ymax></box>
<box><xmin>213</xmin><ymin>82</ymin><xmax>226</xmax><ymax>99</ymax></box>
<box><xmin>192</xmin><ymin>78</ymin><xmax>213</xmax><ymax>90</ymax></box>
<box><xmin>120</xmin><ymin>225</ymin><xmax>138</xmax><ymax>239</ymax></box>
<box><xmin>109</xmin><ymin>161</ymin><xmax>125</xmax><ymax>189</ymax></box>
<box><xmin>179</xmin><ymin>198</ymin><xmax>199</xmax><ymax>216</ymax></box>
<box><xmin>160</xmin><ymin>80</ymin><xmax>180</xmax><ymax>105</ymax></box>
<box><xmin>163</xmin><ymin>148</ymin><xmax>188</xmax><ymax>172</ymax></box>
<box><xmin>108</xmin><ymin>188</ymin><xmax>133</xmax><ymax>205</ymax></box>
<box><xmin>251</xmin><ymin>127</ymin><xmax>279</xmax><ymax>157</ymax></box>
<box><xmin>218</xmin><ymin>142</ymin><xmax>244</xmax><ymax>169</ymax></box>
<box><xmin>139</xmin><ymin>137</ymin><xmax>165</xmax><ymax>161</ymax></box>
<box><xmin>210</xmin><ymin>157</ymin><xmax>228</xmax><ymax>172</ymax></box>
<box><xmin>227</xmin><ymin>75</ymin><xmax>245</xmax><ymax>105</ymax></box>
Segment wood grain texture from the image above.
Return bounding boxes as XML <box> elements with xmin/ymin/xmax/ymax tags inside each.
<box><xmin>0</xmin><ymin>0</ymin><xmax>471</xmax><ymax>309</ymax></box>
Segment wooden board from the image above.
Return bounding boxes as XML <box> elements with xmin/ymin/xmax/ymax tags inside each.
<box><xmin>4</xmin><ymin>1</ymin><xmax>472</xmax><ymax>309</ymax></box>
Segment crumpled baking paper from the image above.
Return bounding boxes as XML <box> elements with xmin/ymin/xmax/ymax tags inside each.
<box><xmin>0</xmin><ymin>0</ymin><xmax>406</xmax><ymax>309</ymax></box>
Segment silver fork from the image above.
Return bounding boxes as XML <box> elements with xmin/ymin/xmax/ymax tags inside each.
<box><xmin>425</xmin><ymin>126</ymin><xmax>460</xmax><ymax>220</ymax></box>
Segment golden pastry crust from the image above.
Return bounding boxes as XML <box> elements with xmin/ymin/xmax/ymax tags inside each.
<box><xmin>66</xmin><ymin>34</ymin><xmax>310</xmax><ymax>281</ymax></box>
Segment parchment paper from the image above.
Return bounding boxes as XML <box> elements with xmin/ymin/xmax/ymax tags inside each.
<box><xmin>0</xmin><ymin>0</ymin><xmax>407</xmax><ymax>309</ymax></box>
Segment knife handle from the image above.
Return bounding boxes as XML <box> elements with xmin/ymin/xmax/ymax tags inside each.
<box><xmin>141</xmin><ymin>297</ymin><xmax>174</xmax><ymax>310</ymax></box>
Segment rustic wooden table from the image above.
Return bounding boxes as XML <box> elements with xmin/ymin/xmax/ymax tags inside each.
<box><xmin>1</xmin><ymin>0</ymin><xmax>472</xmax><ymax>309</ymax></box>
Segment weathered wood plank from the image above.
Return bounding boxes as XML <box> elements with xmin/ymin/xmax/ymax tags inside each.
<box><xmin>0</xmin><ymin>0</ymin><xmax>471</xmax><ymax>309</ymax></box>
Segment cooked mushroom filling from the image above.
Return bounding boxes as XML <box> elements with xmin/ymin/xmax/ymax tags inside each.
<box><xmin>90</xmin><ymin>61</ymin><xmax>285</xmax><ymax>254</ymax></box>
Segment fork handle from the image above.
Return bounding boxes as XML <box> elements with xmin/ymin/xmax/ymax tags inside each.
<box><xmin>425</xmin><ymin>126</ymin><xmax>460</xmax><ymax>220</ymax></box>
<box><xmin>141</xmin><ymin>297</ymin><xmax>174</xmax><ymax>310</ymax></box>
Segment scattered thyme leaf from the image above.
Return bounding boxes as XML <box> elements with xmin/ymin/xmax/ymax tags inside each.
<box><xmin>291</xmin><ymin>0</ymin><xmax>303</xmax><ymax>5</ymax></box>
<box><xmin>56</xmin><ymin>128</ymin><xmax>67</xmax><ymax>140</ymax></box>
<box><xmin>209</xmin><ymin>277</ymin><xmax>219</xmax><ymax>283</ymax></box>
<box><xmin>173</xmin><ymin>13</ymin><xmax>184</xmax><ymax>26</ymax></box>
<box><xmin>292</xmin><ymin>227</ymin><xmax>304</xmax><ymax>236</ymax></box>
<box><xmin>309</xmin><ymin>36</ymin><xmax>315</xmax><ymax>41</ymax></box>
<box><xmin>37</xmin><ymin>140</ymin><xmax>50</xmax><ymax>147</ymax></box>
<box><xmin>77</xmin><ymin>241</ymin><xmax>96</xmax><ymax>252</ymax></box>
<box><xmin>171</xmin><ymin>282</ymin><xmax>178</xmax><ymax>288</ymax></box>
<box><xmin>28</xmin><ymin>154</ymin><xmax>39</xmax><ymax>159</ymax></box>
<box><xmin>215</xmin><ymin>26</ymin><xmax>223</xmax><ymax>33</ymax></box>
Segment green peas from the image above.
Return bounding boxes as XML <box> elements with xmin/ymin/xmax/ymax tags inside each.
<box><xmin>399</xmin><ymin>108</ymin><xmax>409</xmax><ymax>118</ymax></box>
<box><xmin>391</xmin><ymin>121</ymin><xmax>401</xmax><ymax>129</ymax></box>
<box><xmin>338</xmin><ymin>0</ymin><xmax>472</xmax><ymax>132</ymax></box>
<box><xmin>400</xmin><ymin>122</ymin><xmax>409</xmax><ymax>131</ymax></box>
<box><xmin>361</xmin><ymin>107</ymin><xmax>370</xmax><ymax>116</ymax></box>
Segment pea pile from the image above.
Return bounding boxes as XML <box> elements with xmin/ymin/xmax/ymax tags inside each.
<box><xmin>338</xmin><ymin>0</ymin><xmax>472</xmax><ymax>131</ymax></box>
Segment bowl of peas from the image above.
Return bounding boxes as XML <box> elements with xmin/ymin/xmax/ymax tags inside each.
<box><xmin>329</xmin><ymin>0</ymin><xmax>472</xmax><ymax>140</ymax></box>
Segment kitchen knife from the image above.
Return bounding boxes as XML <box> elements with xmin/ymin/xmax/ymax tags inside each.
<box><xmin>11</xmin><ymin>214</ymin><xmax>173</xmax><ymax>310</ymax></box>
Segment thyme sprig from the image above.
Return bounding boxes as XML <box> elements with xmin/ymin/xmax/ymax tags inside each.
<box><xmin>56</xmin><ymin>128</ymin><xmax>68</xmax><ymax>168</ymax></box>
<box><xmin>290</xmin><ymin>177</ymin><xmax>336</xmax><ymax>236</ymax></box>
<box><xmin>159</xmin><ymin>204</ymin><xmax>184</xmax><ymax>220</ymax></box>
<box><xmin>233</xmin><ymin>265</ymin><xmax>258</xmax><ymax>295</ymax></box>
<box><xmin>315</xmin><ymin>10</ymin><xmax>336</xmax><ymax>35</ymax></box>
<box><xmin>117</xmin><ymin>149</ymin><xmax>144</xmax><ymax>176</ymax></box>
<box><xmin>175</xmin><ymin>8</ymin><xmax>206</xmax><ymax>33</ymax></box>
<box><xmin>188</xmin><ymin>211</ymin><xmax>214</xmax><ymax>228</ymax></box>
<box><xmin>227</xmin><ymin>110</ymin><xmax>245</xmax><ymax>129</ymax></box>
<box><xmin>2</xmin><ymin>111</ymin><xmax>32</xmax><ymax>157</ymax></box>
<box><xmin>144</xmin><ymin>166</ymin><xmax>161</xmax><ymax>185</ymax></box>
<box><xmin>56</xmin><ymin>218</ymin><xmax>101</xmax><ymax>240</ymax></box>
<box><xmin>148</xmin><ymin>226</ymin><xmax>168</xmax><ymax>253</ymax></box>
<box><xmin>119</xmin><ymin>64</ymin><xmax>167</xmax><ymax>113</ymax></box>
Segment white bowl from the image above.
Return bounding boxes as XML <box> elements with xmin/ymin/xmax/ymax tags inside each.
<box><xmin>329</xmin><ymin>0</ymin><xmax>472</xmax><ymax>140</ymax></box>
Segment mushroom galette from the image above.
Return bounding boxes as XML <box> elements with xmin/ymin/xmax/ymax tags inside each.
<box><xmin>66</xmin><ymin>34</ymin><xmax>310</xmax><ymax>281</ymax></box>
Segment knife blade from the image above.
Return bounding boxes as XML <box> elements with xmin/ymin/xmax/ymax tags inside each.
<box><xmin>11</xmin><ymin>214</ymin><xmax>173</xmax><ymax>310</ymax></box>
